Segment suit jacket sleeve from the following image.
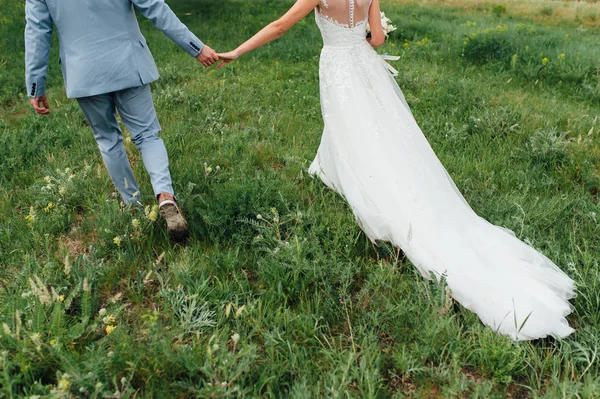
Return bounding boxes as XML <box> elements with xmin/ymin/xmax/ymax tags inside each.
<box><xmin>130</xmin><ymin>0</ymin><xmax>205</xmax><ymax>57</ymax></box>
<box><xmin>25</xmin><ymin>0</ymin><xmax>53</xmax><ymax>98</ymax></box>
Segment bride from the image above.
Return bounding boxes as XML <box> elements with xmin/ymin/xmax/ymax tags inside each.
<box><xmin>217</xmin><ymin>0</ymin><xmax>575</xmax><ymax>340</ymax></box>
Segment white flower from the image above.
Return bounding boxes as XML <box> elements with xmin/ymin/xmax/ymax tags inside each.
<box><xmin>366</xmin><ymin>11</ymin><xmax>397</xmax><ymax>38</ymax></box>
<box><xmin>30</xmin><ymin>332</ymin><xmax>42</xmax><ymax>349</ymax></box>
<box><xmin>231</xmin><ymin>333</ymin><xmax>240</xmax><ymax>344</ymax></box>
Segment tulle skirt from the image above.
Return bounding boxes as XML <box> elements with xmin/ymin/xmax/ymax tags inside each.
<box><xmin>308</xmin><ymin>42</ymin><xmax>575</xmax><ymax>340</ymax></box>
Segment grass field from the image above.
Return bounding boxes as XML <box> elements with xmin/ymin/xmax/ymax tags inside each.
<box><xmin>1</xmin><ymin>0</ymin><xmax>600</xmax><ymax>397</ymax></box>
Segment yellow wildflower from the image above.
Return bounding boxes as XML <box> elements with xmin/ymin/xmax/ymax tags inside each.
<box><xmin>558</xmin><ymin>53</ymin><xmax>565</xmax><ymax>61</ymax></box>
<box><xmin>145</xmin><ymin>205</ymin><xmax>159</xmax><ymax>222</ymax></box>
<box><xmin>132</xmin><ymin>218</ymin><xmax>141</xmax><ymax>229</ymax></box>
<box><xmin>25</xmin><ymin>206</ymin><xmax>36</xmax><ymax>223</ymax></box>
<box><xmin>416</xmin><ymin>37</ymin><xmax>429</xmax><ymax>47</ymax></box>
<box><xmin>58</xmin><ymin>376</ymin><xmax>70</xmax><ymax>391</ymax></box>
<box><xmin>44</xmin><ymin>202</ymin><xmax>54</xmax><ymax>213</ymax></box>
<box><xmin>103</xmin><ymin>314</ymin><xmax>116</xmax><ymax>325</ymax></box>
<box><xmin>105</xmin><ymin>325</ymin><xmax>117</xmax><ymax>335</ymax></box>
<box><xmin>542</xmin><ymin>57</ymin><xmax>550</xmax><ymax>65</ymax></box>
<box><xmin>113</xmin><ymin>236</ymin><xmax>122</xmax><ymax>247</ymax></box>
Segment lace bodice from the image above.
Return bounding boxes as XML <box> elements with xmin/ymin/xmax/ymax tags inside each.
<box><xmin>316</xmin><ymin>0</ymin><xmax>372</xmax><ymax>47</ymax></box>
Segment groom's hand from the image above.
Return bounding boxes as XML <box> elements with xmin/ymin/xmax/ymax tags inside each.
<box><xmin>196</xmin><ymin>45</ymin><xmax>219</xmax><ymax>67</ymax></box>
<box><xmin>30</xmin><ymin>95</ymin><xmax>50</xmax><ymax>115</ymax></box>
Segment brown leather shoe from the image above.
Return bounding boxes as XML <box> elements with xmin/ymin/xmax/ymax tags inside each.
<box><xmin>158</xmin><ymin>199</ymin><xmax>189</xmax><ymax>241</ymax></box>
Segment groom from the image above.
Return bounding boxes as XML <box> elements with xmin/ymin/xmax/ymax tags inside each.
<box><xmin>25</xmin><ymin>0</ymin><xmax>219</xmax><ymax>240</ymax></box>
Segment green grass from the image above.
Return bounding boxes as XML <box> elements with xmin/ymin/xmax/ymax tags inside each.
<box><xmin>1</xmin><ymin>0</ymin><xmax>600</xmax><ymax>397</ymax></box>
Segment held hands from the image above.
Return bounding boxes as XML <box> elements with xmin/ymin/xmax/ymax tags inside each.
<box><xmin>196</xmin><ymin>45</ymin><xmax>219</xmax><ymax>67</ymax></box>
<box><xmin>196</xmin><ymin>45</ymin><xmax>238</xmax><ymax>68</ymax></box>
<box><xmin>30</xmin><ymin>94</ymin><xmax>50</xmax><ymax>115</ymax></box>
<box><xmin>195</xmin><ymin>43</ymin><xmax>240</xmax><ymax>69</ymax></box>
<box><xmin>216</xmin><ymin>50</ymin><xmax>239</xmax><ymax>69</ymax></box>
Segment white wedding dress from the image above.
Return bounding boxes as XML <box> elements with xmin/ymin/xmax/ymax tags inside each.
<box><xmin>308</xmin><ymin>0</ymin><xmax>575</xmax><ymax>340</ymax></box>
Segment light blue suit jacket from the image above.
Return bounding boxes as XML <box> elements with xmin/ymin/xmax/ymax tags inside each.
<box><xmin>25</xmin><ymin>0</ymin><xmax>204</xmax><ymax>99</ymax></box>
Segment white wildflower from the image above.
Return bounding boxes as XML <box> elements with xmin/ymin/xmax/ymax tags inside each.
<box><xmin>231</xmin><ymin>333</ymin><xmax>240</xmax><ymax>344</ymax></box>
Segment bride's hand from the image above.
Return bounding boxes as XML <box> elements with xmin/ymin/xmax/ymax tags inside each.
<box><xmin>217</xmin><ymin>50</ymin><xmax>239</xmax><ymax>69</ymax></box>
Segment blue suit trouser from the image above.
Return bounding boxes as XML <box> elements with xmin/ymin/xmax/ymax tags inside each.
<box><xmin>77</xmin><ymin>84</ymin><xmax>174</xmax><ymax>204</ymax></box>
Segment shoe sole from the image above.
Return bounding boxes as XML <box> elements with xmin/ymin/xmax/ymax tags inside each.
<box><xmin>159</xmin><ymin>202</ymin><xmax>190</xmax><ymax>241</ymax></box>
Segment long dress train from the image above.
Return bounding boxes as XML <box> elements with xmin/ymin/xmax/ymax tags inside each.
<box><xmin>308</xmin><ymin>0</ymin><xmax>575</xmax><ymax>340</ymax></box>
